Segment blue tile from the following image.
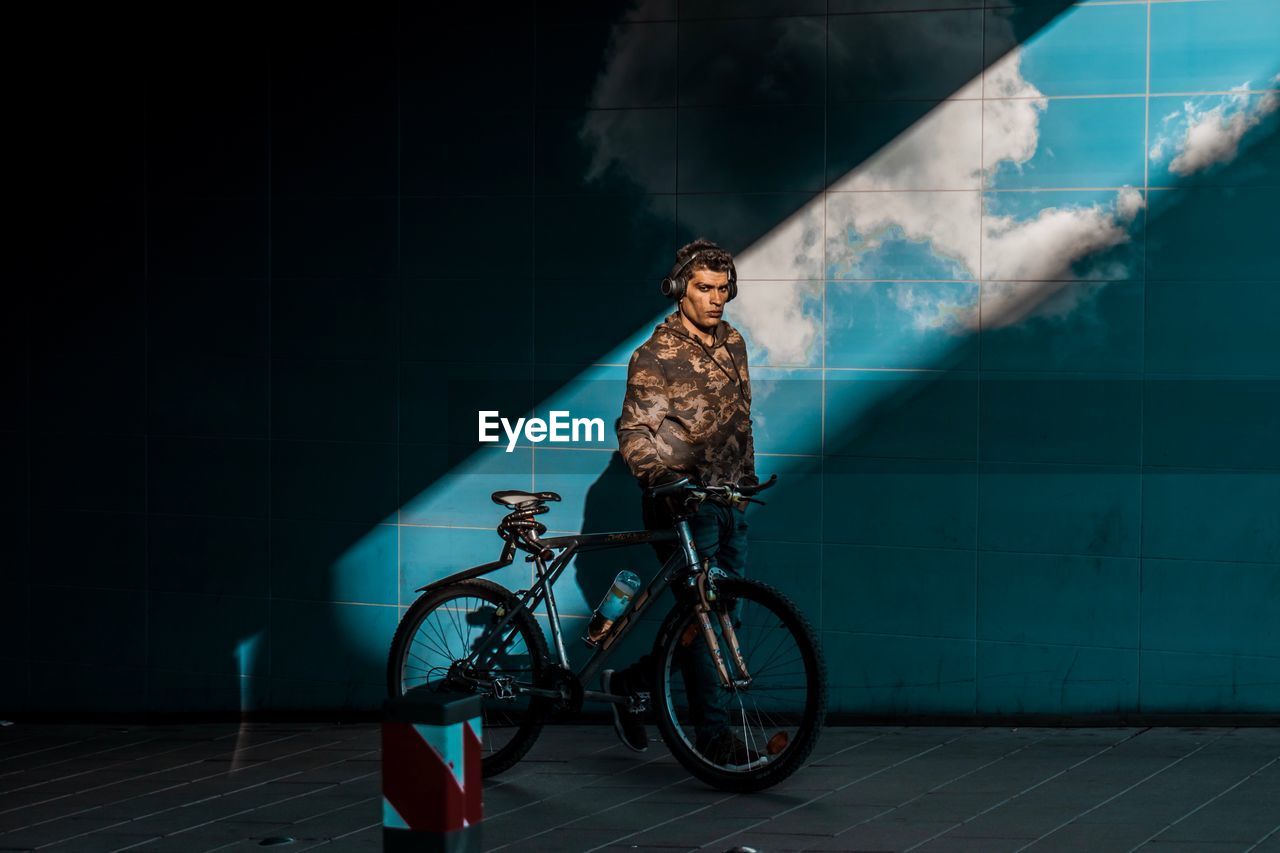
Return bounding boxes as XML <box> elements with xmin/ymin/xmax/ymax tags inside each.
<box><xmin>30</xmin><ymin>511</ymin><xmax>145</xmax><ymax>590</ymax></box>
<box><xmin>272</xmin><ymin>104</ymin><xmax>396</xmax><ymax>197</ymax></box>
<box><xmin>149</xmin><ymin>357</ymin><xmax>268</xmax><ymax>438</ymax></box>
<box><xmin>149</xmin><ymin>197</ymin><xmax>267</xmax><ymax>277</ymax></box>
<box><xmin>1146</xmin><ymin>186</ymin><xmax>1274</xmax><ymax>281</ymax></box>
<box><xmin>533</xmin><ymin>365</ymin><xmax>626</xmax><ymax>452</ymax></box>
<box><xmin>400</xmin><ymin>445</ymin><xmax>533</xmax><ymax>527</ymax></box>
<box><xmin>823</xmin><ymin>544</ymin><xmax>975</xmax><ymax>640</ymax></box>
<box><xmin>678</xmin><ymin>16</ymin><xmax>825</xmax><ymax>106</ymax></box>
<box><xmin>827</xmin><ymin>195</ymin><xmax>981</xmax><ymax>282</ymax></box>
<box><xmin>272</xmin><ymin>196</ymin><xmax>396</xmax><ymax>279</ymax></box>
<box><xmin>742</xmin><ymin>453</ymin><xmax>822</xmax><ymax>544</ymax></box>
<box><xmin>0</xmin><ymin>584</ymin><xmax>28</xmax><ymax>661</ymax></box>
<box><xmin>403</xmin><ymin>362</ymin><xmax>534</xmax><ymax>447</ymax></box>
<box><xmin>0</xmin><ymin>512</ymin><xmax>26</xmax><ymax>587</ymax></box>
<box><xmin>31</xmin><ymin>355</ymin><xmax>145</xmax><ymax>435</ymax></box>
<box><xmin>979</xmin><ymin>372</ymin><xmax>1142</xmax><ymax>466</ymax></box>
<box><xmin>401</xmin><ymin>196</ymin><xmax>531</xmax><ymax>279</ymax></box>
<box><xmin>981</xmin><ymin>189</ymin><xmax>1146</xmax><ymax>282</ymax></box>
<box><xmin>148</xmin><ymin>436</ymin><xmax>268</xmax><ymax>518</ymax></box>
<box><xmin>828</xmin><ymin>100</ymin><xmax>980</xmax><ymax>190</ymax></box>
<box><xmin>735</xmin><ymin>281</ymin><xmax>823</xmax><ymax>368</ymax></box>
<box><xmin>150</xmin><ymin>515</ymin><xmax>269</xmax><ymax>597</ymax></box>
<box><xmin>979</xmin><ymin>551</ymin><xmax>1139</xmax><ymax>647</ymax></box>
<box><xmin>270</xmin><ymin>599</ymin><xmax>398</xmax><ymax>686</ymax></box>
<box><xmin>30</xmin><ymin>662</ymin><xmax>146</xmax><ymax>713</ymax></box>
<box><xmin>830</xmin><ymin>10</ymin><xmax>983</xmax><ymax>102</ymax></box>
<box><xmin>981</xmin><ymin>281</ymin><xmax>1144</xmax><ymax>374</ymax></box>
<box><xmin>404</xmin><ymin>108</ymin><xmax>533</xmax><ymax>195</ymax></box>
<box><xmin>273</xmin><ymin>519</ymin><xmax>398</xmax><ymax>606</ymax></box>
<box><xmin>978</xmin><ymin>642</ymin><xmax>1138</xmax><ymax>715</ymax></box>
<box><xmin>1143</xmin><ymin>377</ymin><xmax>1280</xmax><ymax>470</ymax></box>
<box><xmin>1142</xmin><ymin>559</ymin><xmax>1280</xmax><ymax>659</ymax></box>
<box><xmin>538</xmin><ymin>108</ymin><xmax>674</xmax><ymax>195</ymax></box>
<box><xmin>825</xmin><ymin>370</ymin><xmax>977</xmax><ymax>460</ymax></box>
<box><xmin>824</xmin><ymin>457</ymin><xmax>977</xmax><ymax>549</ymax></box>
<box><xmin>399</xmin><ymin>526</ymin><xmax>531</xmax><ymax>603</ymax></box>
<box><xmin>535</xmin><ymin>288</ymin><xmax>663</xmax><ymax>367</ymax></box>
<box><xmin>31</xmin><ymin>436</ymin><xmax>145</xmax><ymax>514</ymax></box>
<box><xmin>986</xmin><ymin>97</ymin><xmax>1145</xmax><ymax>191</ymax></box>
<box><xmin>30</xmin><ymin>587</ymin><xmax>146</xmax><ymax>668</ymax></box>
<box><xmin>1150</xmin><ymin>0</ymin><xmax>1280</xmax><ymax>93</ymax></box>
<box><xmin>0</xmin><ymin>660</ymin><xmax>28</xmax><ymax>712</ymax></box>
<box><xmin>273</xmin><ymin>277</ymin><xmax>397</xmax><ymax>361</ymax></box>
<box><xmin>535</xmin><ymin>194</ymin><xmax>677</xmax><ymax>284</ymax></box>
<box><xmin>405</xmin><ymin>278</ymin><xmax>532</xmax><ymax>366</ymax></box>
<box><xmin>826</xmin><ymin>282</ymin><xmax>980</xmax><ymax>369</ymax></box>
<box><xmin>149</xmin><ymin>669</ymin><xmax>268</xmax><ymax>713</ymax></box>
<box><xmin>149</xmin><ymin>278</ymin><xmax>267</xmax><ymax>359</ymax></box>
<box><xmin>978</xmin><ymin>462</ymin><xmax>1141</xmax><ymax>557</ymax></box>
<box><xmin>678</xmin><ymin>104</ymin><xmax>825</xmax><ymax>193</ymax></box>
<box><xmin>824</xmin><ymin>632</ymin><xmax>975</xmax><ymax>715</ymax></box>
<box><xmin>679</xmin><ymin>193</ymin><xmax>824</xmax><ymax>281</ymax></box>
<box><xmin>531</xmin><ymin>447</ymin><xmax>641</xmax><ymax>532</ymax></box>
<box><xmin>1143</xmin><ymin>469</ymin><xmax>1280</xmax><ymax>565</ymax></box>
<box><xmin>1140</xmin><ymin>650</ymin><xmax>1280</xmax><ymax>713</ymax></box>
<box><xmin>1146</xmin><ymin>281</ymin><xmax>1280</xmax><ymax>376</ymax></box>
<box><xmin>274</xmin><ymin>440</ymin><xmax>398</xmax><ymax>525</ymax></box>
<box><xmin>149</xmin><ymin>592</ymin><xmax>270</xmax><ymax>676</ymax></box>
<box><xmin>400</xmin><ymin>11</ymin><xmax>534</xmax><ymax>109</ymax></box>
<box><xmin>753</xmin><ymin>368</ymin><xmax>823</xmax><ymax>456</ymax></box>
<box><xmin>750</xmin><ymin>540</ymin><xmax>822</xmax><ymax>632</ymax></box>
<box><xmin>1148</xmin><ymin>93</ymin><xmax>1280</xmax><ymax>188</ymax></box>
<box><xmin>536</xmin><ymin>21</ymin><xmax>676</xmax><ymax>108</ymax></box>
<box><xmin>987</xmin><ymin>3</ymin><xmax>1147</xmax><ymax>97</ymax></box>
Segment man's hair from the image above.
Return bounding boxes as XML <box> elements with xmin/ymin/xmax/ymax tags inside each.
<box><xmin>674</xmin><ymin>238</ymin><xmax>734</xmax><ymax>279</ymax></box>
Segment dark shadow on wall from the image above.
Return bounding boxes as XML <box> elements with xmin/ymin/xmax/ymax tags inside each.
<box><xmin>11</xmin><ymin>0</ymin><xmax>1104</xmax><ymax>716</ymax></box>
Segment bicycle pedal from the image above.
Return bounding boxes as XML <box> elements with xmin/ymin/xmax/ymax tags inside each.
<box><xmin>627</xmin><ymin>691</ymin><xmax>650</xmax><ymax>714</ymax></box>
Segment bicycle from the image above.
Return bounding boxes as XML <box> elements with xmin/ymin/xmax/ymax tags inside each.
<box><xmin>386</xmin><ymin>474</ymin><xmax>826</xmax><ymax>792</ymax></box>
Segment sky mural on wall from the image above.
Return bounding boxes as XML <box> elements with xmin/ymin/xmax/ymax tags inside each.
<box><xmin>324</xmin><ymin>1</ymin><xmax>1280</xmax><ymax>702</ymax></box>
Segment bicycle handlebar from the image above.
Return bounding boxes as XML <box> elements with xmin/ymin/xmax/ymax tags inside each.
<box><xmin>645</xmin><ymin>473</ymin><xmax>778</xmax><ymax>504</ymax></box>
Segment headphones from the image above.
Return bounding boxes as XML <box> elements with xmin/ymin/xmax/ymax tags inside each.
<box><xmin>660</xmin><ymin>249</ymin><xmax>738</xmax><ymax>302</ymax></box>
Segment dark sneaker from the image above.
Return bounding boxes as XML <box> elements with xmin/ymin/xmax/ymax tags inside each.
<box><xmin>698</xmin><ymin>728</ymin><xmax>765</xmax><ymax>768</ymax></box>
<box><xmin>603</xmin><ymin>669</ymin><xmax>648</xmax><ymax>753</ymax></box>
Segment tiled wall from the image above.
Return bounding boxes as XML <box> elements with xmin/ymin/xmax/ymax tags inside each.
<box><xmin>3</xmin><ymin>0</ymin><xmax>1276</xmax><ymax>716</ymax></box>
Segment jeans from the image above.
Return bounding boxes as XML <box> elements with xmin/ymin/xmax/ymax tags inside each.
<box><xmin>614</xmin><ymin>494</ymin><xmax>748</xmax><ymax>743</ymax></box>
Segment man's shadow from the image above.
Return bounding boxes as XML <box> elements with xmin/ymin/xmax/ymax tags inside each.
<box><xmin>567</xmin><ymin>449</ymin><xmax>673</xmax><ymax>692</ymax></box>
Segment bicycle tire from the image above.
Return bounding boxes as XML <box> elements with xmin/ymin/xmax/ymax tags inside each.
<box><xmin>651</xmin><ymin>577</ymin><xmax>826</xmax><ymax>792</ymax></box>
<box><xmin>387</xmin><ymin>578</ymin><xmax>550</xmax><ymax>777</ymax></box>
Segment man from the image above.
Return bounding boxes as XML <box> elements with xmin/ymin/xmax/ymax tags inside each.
<box><xmin>605</xmin><ymin>237</ymin><xmax>760</xmax><ymax>764</ymax></box>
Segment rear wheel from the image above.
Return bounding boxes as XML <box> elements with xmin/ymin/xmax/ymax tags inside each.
<box><xmin>652</xmin><ymin>577</ymin><xmax>826</xmax><ymax>792</ymax></box>
<box><xmin>387</xmin><ymin>578</ymin><xmax>550</xmax><ymax>777</ymax></box>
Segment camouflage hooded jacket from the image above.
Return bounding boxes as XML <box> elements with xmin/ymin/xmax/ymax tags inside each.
<box><xmin>617</xmin><ymin>310</ymin><xmax>758</xmax><ymax>489</ymax></box>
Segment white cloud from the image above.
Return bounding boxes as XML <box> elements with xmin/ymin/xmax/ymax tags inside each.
<box><xmin>1151</xmin><ymin>79</ymin><xmax>1280</xmax><ymax>177</ymax></box>
<box><xmin>732</xmin><ymin>280</ymin><xmax>822</xmax><ymax>365</ymax></box>
<box><xmin>581</xmin><ymin>15</ymin><xmax>1147</xmax><ymax>346</ymax></box>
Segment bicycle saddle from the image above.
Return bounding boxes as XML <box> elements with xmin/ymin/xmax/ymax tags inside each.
<box><xmin>491</xmin><ymin>490</ymin><xmax>561</xmax><ymax>507</ymax></box>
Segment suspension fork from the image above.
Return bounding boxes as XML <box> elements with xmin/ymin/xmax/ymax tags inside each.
<box><xmin>691</xmin><ymin>565</ymin><xmax>753</xmax><ymax>690</ymax></box>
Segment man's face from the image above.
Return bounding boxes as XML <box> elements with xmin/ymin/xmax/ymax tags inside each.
<box><xmin>680</xmin><ymin>267</ymin><xmax>731</xmax><ymax>329</ymax></box>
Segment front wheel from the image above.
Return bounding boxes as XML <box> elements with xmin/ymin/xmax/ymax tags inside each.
<box><xmin>387</xmin><ymin>578</ymin><xmax>550</xmax><ymax>777</ymax></box>
<box><xmin>652</xmin><ymin>577</ymin><xmax>826</xmax><ymax>792</ymax></box>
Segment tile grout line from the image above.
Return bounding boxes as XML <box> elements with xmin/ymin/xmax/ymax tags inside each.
<box><xmin>1128</xmin><ymin>752</ymin><xmax>1280</xmax><ymax>850</ymax></box>
<box><xmin>909</xmin><ymin>726</ymin><xmax>1153</xmax><ymax>849</ymax></box>
<box><xmin>1009</xmin><ymin>728</ymin><xmax>1229</xmax><ymax>852</ymax></box>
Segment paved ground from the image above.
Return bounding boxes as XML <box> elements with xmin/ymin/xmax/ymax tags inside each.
<box><xmin>0</xmin><ymin>723</ymin><xmax>1277</xmax><ymax>852</ymax></box>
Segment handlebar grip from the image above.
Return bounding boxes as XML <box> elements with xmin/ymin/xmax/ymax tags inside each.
<box><xmin>645</xmin><ymin>476</ymin><xmax>691</xmax><ymax>500</ymax></box>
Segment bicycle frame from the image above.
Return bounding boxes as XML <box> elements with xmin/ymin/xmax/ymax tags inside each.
<box><xmin>416</xmin><ymin>512</ymin><xmax>751</xmax><ymax>705</ymax></box>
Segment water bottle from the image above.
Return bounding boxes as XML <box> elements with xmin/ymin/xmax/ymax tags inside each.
<box><xmin>583</xmin><ymin>570</ymin><xmax>642</xmax><ymax>646</ymax></box>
